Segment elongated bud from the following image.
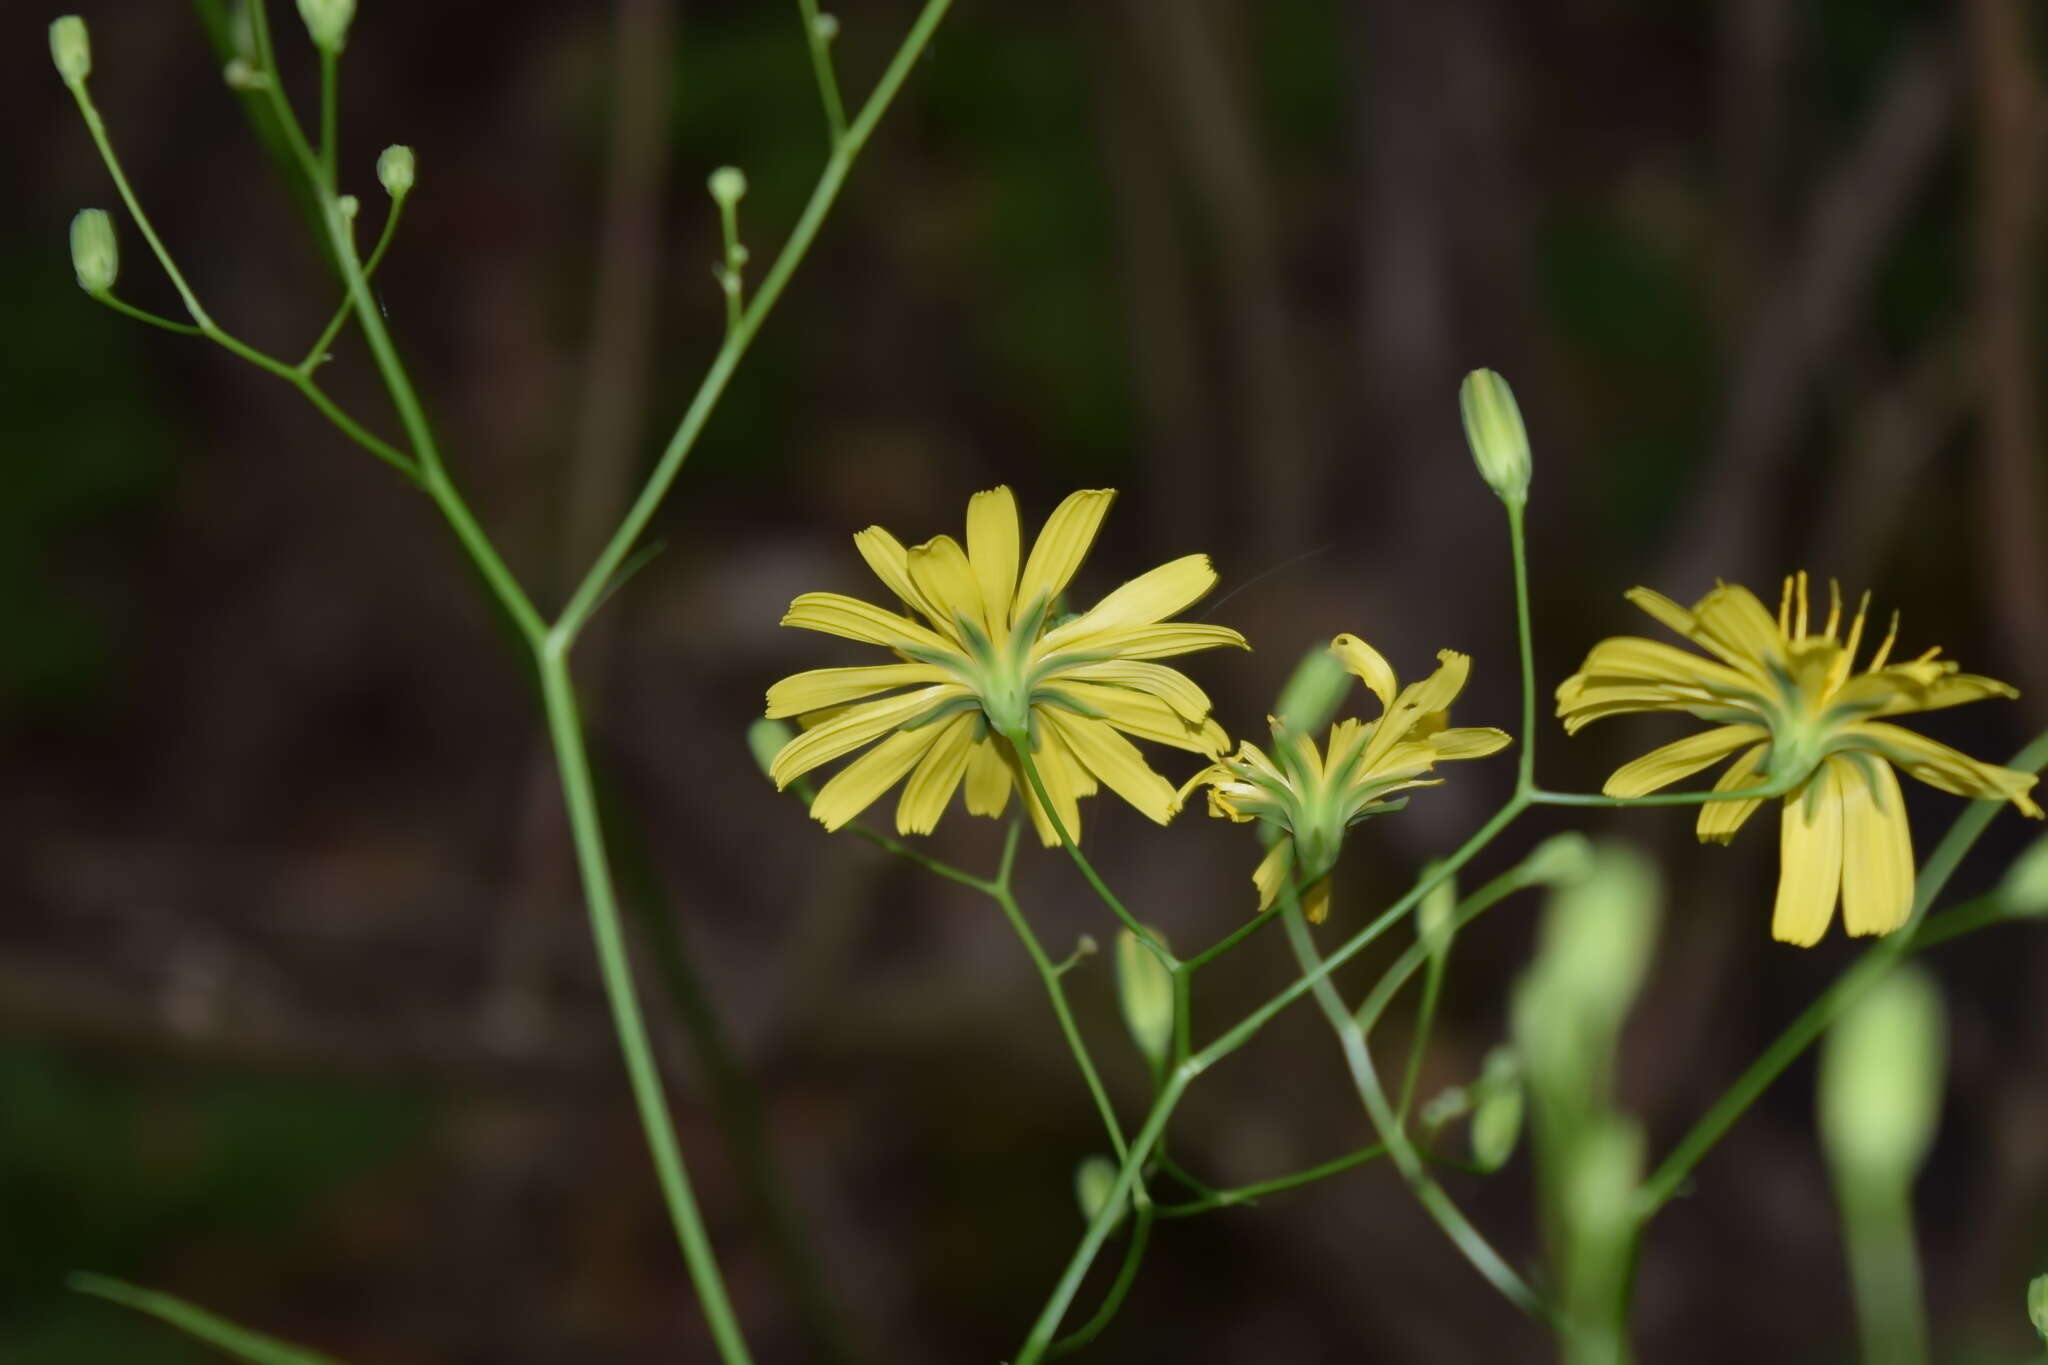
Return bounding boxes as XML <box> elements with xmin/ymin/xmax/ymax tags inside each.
<box><xmin>1073</xmin><ymin>1155</ymin><xmax>1124</xmax><ymax>1230</ymax></box>
<box><xmin>1273</xmin><ymin>644</ymin><xmax>1351</xmax><ymax>739</ymax></box>
<box><xmin>69</xmin><ymin>209</ymin><xmax>118</xmax><ymax>296</ymax></box>
<box><xmin>748</xmin><ymin>718</ymin><xmax>794</xmax><ymax>781</ymax></box>
<box><xmin>377</xmin><ymin>144</ymin><xmax>416</xmax><ymax>199</ymax></box>
<box><xmin>50</xmin><ymin>15</ymin><xmax>91</xmax><ymax>86</ymax></box>
<box><xmin>708</xmin><ymin>166</ymin><xmax>748</xmax><ymax>208</ymax></box>
<box><xmin>1115</xmin><ymin>927</ymin><xmax>1174</xmax><ymax>1069</ymax></box>
<box><xmin>1469</xmin><ymin>1046</ymin><xmax>1524</xmax><ymax>1173</ymax></box>
<box><xmin>1418</xmin><ymin>871</ymin><xmax>1455</xmax><ymax>966</ymax></box>
<box><xmin>1515</xmin><ymin>831</ymin><xmax>1595</xmax><ymax>890</ymax></box>
<box><xmin>1819</xmin><ymin>966</ymin><xmax>1945</xmax><ymax>1186</ymax></box>
<box><xmin>1538</xmin><ymin>842</ymin><xmax>1659</xmax><ymax>1025</ymax></box>
<box><xmin>296</xmin><ymin>0</ymin><xmax>355</xmax><ymax>52</ymax></box>
<box><xmin>2029</xmin><ymin>1275</ymin><xmax>2048</xmax><ymax>1342</ymax></box>
<box><xmin>1459</xmin><ymin>368</ymin><xmax>1531</xmax><ymax>508</ymax></box>
<box><xmin>2001</xmin><ymin>834</ymin><xmax>2048</xmax><ymax>917</ymax></box>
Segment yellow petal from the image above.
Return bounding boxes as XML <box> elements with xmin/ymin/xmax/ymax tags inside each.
<box><xmin>1626</xmin><ymin>585</ymin><xmax>1759</xmax><ymax>673</ymax></box>
<box><xmin>1252</xmin><ymin>836</ymin><xmax>1294</xmax><ymax>912</ymax></box>
<box><xmin>1603</xmin><ymin>723</ymin><xmax>1769</xmax><ymax>798</ymax></box>
<box><xmin>1399</xmin><ymin>650</ymin><xmax>1473</xmax><ymax>716</ymax></box>
<box><xmin>966</xmin><ymin>487</ymin><xmax>1021</xmax><ymax>633</ymax></box>
<box><xmin>1015</xmin><ymin>489</ymin><xmax>1115</xmax><ymax>629</ymax></box>
<box><xmin>1697</xmin><ymin>742</ymin><xmax>1770</xmax><ymax>844</ymax></box>
<box><xmin>765</xmin><ymin>662</ymin><xmax>952</xmax><ymax>719</ymax></box>
<box><xmin>1330</xmin><ymin>633</ymin><xmax>1398</xmax><ymax>709</ymax></box>
<box><xmin>1044</xmin><ymin>622</ymin><xmax>1249</xmax><ymax>662</ymax></box>
<box><xmin>1046</xmin><ymin>710</ymin><xmax>1178</xmax><ymax>824</ymax></box>
<box><xmin>1690</xmin><ymin>581</ymin><xmax>1786</xmax><ymax>668</ymax></box>
<box><xmin>781</xmin><ymin>591</ymin><xmax>955</xmax><ymax>656</ymax></box>
<box><xmin>808</xmin><ymin>726</ymin><xmax>942</xmax><ymax>831</ymax></box>
<box><xmin>896</xmin><ymin>712</ymin><xmax>977</xmax><ymax>835</ymax></box>
<box><xmin>769</xmin><ymin>684</ymin><xmax>967</xmax><ymax>787</ymax></box>
<box><xmin>1041</xmin><ymin>554</ymin><xmax>1219</xmax><ymax>651</ymax></box>
<box><xmin>1845</xmin><ymin>721</ymin><xmax>2044</xmax><ymax>816</ymax></box>
<box><xmin>905</xmin><ymin>534</ymin><xmax>982</xmax><ymax>641</ymax></box>
<box><xmin>1054</xmin><ymin>659</ymin><xmax>1213</xmax><ymax>722</ymax></box>
<box><xmin>1038</xmin><ymin>682</ymin><xmax>1229</xmax><ymax>754</ymax></box>
<box><xmin>853</xmin><ymin>526</ymin><xmax>922</xmax><ymax>612</ymax></box>
<box><xmin>1772</xmin><ymin>770</ymin><xmax>1844</xmax><ymax>947</ymax></box>
<box><xmin>963</xmin><ymin>737</ymin><xmax>1013</xmax><ymax>816</ymax></box>
<box><xmin>1302</xmin><ymin>875</ymin><xmax>1333</xmax><ymax>925</ymax></box>
<box><xmin>1428</xmin><ymin>726</ymin><xmax>1514</xmax><ymax>761</ymax></box>
<box><xmin>1571</xmin><ymin>636</ymin><xmax>1766</xmax><ymax>701</ymax></box>
<box><xmin>1837</xmin><ymin>755</ymin><xmax>1914</xmax><ymax>938</ymax></box>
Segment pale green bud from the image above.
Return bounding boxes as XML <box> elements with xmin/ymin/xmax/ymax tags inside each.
<box><xmin>336</xmin><ymin>194</ymin><xmax>360</xmax><ymax>223</ymax></box>
<box><xmin>377</xmin><ymin>144</ymin><xmax>416</xmax><ymax>199</ymax></box>
<box><xmin>1537</xmin><ymin>842</ymin><xmax>1660</xmax><ymax>1026</ymax></box>
<box><xmin>50</xmin><ymin>15</ymin><xmax>91</xmax><ymax>86</ymax></box>
<box><xmin>811</xmin><ymin>11</ymin><xmax>840</xmax><ymax>42</ymax></box>
<box><xmin>1273</xmin><ymin>644</ymin><xmax>1352</xmax><ymax>739</ymax></box>
<box><xmin>1418</xmin><ymin>872</ymin><xmax>1456</xmax><ymax>966</ymax></box>
<box><xmin>69</xmin><ymin>209</ymin><xmax>117</xmax><ymax>296</ymax></box>
<box><xmin>295</xmin><ymin>0</ymin><xmax>355</xmax><ymax>52</ymax></box>
<box><xmin>1515</xmin><ymin>831</ymin><xmax>1595</xmax><ymax>890</ymax></box>
<box><xmin>747</xmin><ymin>718</ymin><xmax>793</xmax><ymax>780</ymax></box>
<box><xmin>1819</xmin><ymin>966</ymin><xmax>1945</xmax><ymax>1185</ymax></box>
<box><xmin>1115</xmin><ymin>927</ymin><xmax>1174</xmax><ymax>1069</ymax></box>
<box><xmin>1073</xmin><ymin>1155</ymin><xmax>1124</xmax><ymax>1230</ymax></box>
<box><xmin>1469</xmin><ymin>1046</ymin><xmax>1523</xmax><ymax>1174</ymax></box>
<box><xmin>2028</xmin><ymin>1274</ymin><xmax>2048</xmax><ymax>1342</ymax></box>
<box><xmin>1459</xmin><ymin>368</ymin><xmax>1531</xmax><ymax>507</ymax></box>
<box><xmin>1419</xmin><ymin>1083</ymin><xmax>1472</xmax><ymax>1134</ymax></box>
<box><xmin>708</xmin><ymin>166</ymin><xmax>748</xmax><ymax>208</ymax></box>
<box><xmin>2000</xmin><ymin>834</ymin><xmax>2048</xmax><ymax>917</ymax></box>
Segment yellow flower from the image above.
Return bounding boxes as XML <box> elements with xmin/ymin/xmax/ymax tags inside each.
<box><xmin>1187</xmin><ymin>635</ymin><xmax>1512</xmax><ymax>922</ymax></box>
<box><xmin>766</xmin><ymin>487</ymin><xmax>1247</xmax><ymax>844</ymax></box>
<box><xmin>1557</xmin><ymin>573</ymin><xmax>2042</xmax><ymax>946</ymax></box>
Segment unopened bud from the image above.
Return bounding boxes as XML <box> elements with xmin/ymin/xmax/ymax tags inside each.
<box><xmin>295</xmin><ymin>0</ymin><xmax>355</xmax><ymax>52</ymax></box>
<box><xmin>1273</xmin><ymin>644</ymin><xmax>1351</xmax><ymax>739</ymax></box>
<box><xmin>1073</xmin><ymin>1155</ymin><xmax>1125</xmax><ymax>1230</ymax></box>
<box><xmin>1516</xmin><ymin>831</ymin><xmax>1595</xmax><ymax>889</ymax></box>
<box><xmin>1115</xmin><ymin>927</ymin><xmax>1174</xmax><ymax>1069</ymax></box>
<box><xmin>708</xmin><ymin>166</ymin><xmax>748</xmax><ymax>208</ymax></box>
<box><xmin>747</xmin><ymin>718</ymin><xmax>794</xmax><ymax>781</ymax></box>
<box><xmin>69</xmin><ymin>209</ymin><xmax>117</xmax><ymax>296</ymax></box>
<box><xmin>2028</xmin><ymin>1274</ymin><xmax>2048</xmax><ymax>1342</ymax></box>
<box><xmin>336</xmin><ymin>194</ymin><xmax>360</xmax><ymax>223</ymax></box>
<box><xmin>377</xmin><ymin>144</ymin><xmax>416</xmax><ymax>199</ymax></box>
<box><xmin>1538</xmin><ymin>842</ymin><xmax>1660</xmax><ymax>1025</ymax></box>
<box><xmin>50</xmin><ymin>15</ymin><xmax>91</xmax><ymax>86</ymax></box>
<box><xmin>1819</xmin><ymin>966</ymin><xmax>1945</xmax><ymax>1186</ymax></box>
<box><xmin>1459</xmin><ymin>368</ymin><xmax>1532</xmax><ymax>508</ymax></box>
<box><xmin>1469</xmin><ymin>1046</ymin><xmax>1523</xmax><ymax>1173</ymax></box>
<box><xmin>1418</xmin><ymin>872</ymin><xmax>1456</xmax><ymax>965</ymax></box>
<box><xmin>2001</xmin><ymin>834</ymin><xmax>2048</xmax><ymax>917</ymax></box>
<box><xmin>811</xmin><ymin>11</ymin><xmax>840</xmax><ymax>42</ymax></box>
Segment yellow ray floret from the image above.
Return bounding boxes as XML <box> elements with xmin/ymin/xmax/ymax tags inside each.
<box><xmin>1557</xmin><ymin>573</ymin><xmax>2040</xmax><ymax>946</ymax></box>
<box><xmin>766</xmin><ymin>487</ymin><xmax>1247</xmax><ymax>843</ymax></box>
<box><xmin>1185</xmin><ymin>633</ymin><xmax>1511</xmax><ymax>922</ymax></box>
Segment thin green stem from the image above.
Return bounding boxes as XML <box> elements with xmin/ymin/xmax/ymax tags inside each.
<box><xmin>992</xmin><ymin>881</ymin><xmax>1130</xmax><ymax>1161</ymax></box>
<box><xmin>1154</xmin><ymin>1142</ymin><xmax>1389</xmax><ymax>1217</ymax></box>
<box><xmin>1904</xmin><ymin>893</ymin><xmax>2003</xmax><ymax>953</ymax></box>
<box><xmin>538</xmin><ymin>649</ymin><xmax>754</xmax><ymax>1365</ymax></box>
<box><xmin>1002</xmin><ymin>730</ymin><xmax>1176</xmax><ymax>968</ymax></box>
<box><xmin>1527</xmin><ymin>779</ymin><xmax>1796</xmax><ymax>809</ymax></box>
<box><xmin>1634</xmin><ymin>726</ymin><xmax>2048</xmax><ymax>1220</ymax></box>
<box><xmin>69</xmin><ymin>1273</ymin><xmax>339</xmax><ymax>1365</ymax></box>
<box><xmin>1356</xmin><ymin>865</ymin><xmax>1531</xmax><ymax>1035</ymax></box>
<box><xmin>1838</xmin><ymin>1186</ymin><xmax>1929</xmax><ymax>1365</ymax></box>
<box><xmin>1396</xmin><ymin>949</ymin><xmax>1448</xmax><ymax>1126</ymax></box>
<box><xmin>1281</xmin><ymin>897</ymin><xmax>1549</xmax><ymax>1321</ymax></box>
<box><xmin>318</xmin><ymin>48</ymin><xmax>338</xmax><ymax>185</ymax></box>
<box><xmin>246</xmin><ymin>1</ymin><xmax>324</xmax><ymax>190</ymax></box>
<box><xmin>65</xmin><ymin>84</ymin><xmax>215</xmax><ymax>329</ymax></box>
<box><xmin>843</xmin><ymin>819</ymin><xmax>993</xmax><ymax>893</ymax></box>
<box><xmin>1180</xmin><ymin>901</ymin><xmax>1279</xmax><ymax>972</ymax></box>
<box><xmin>1046</xmin><ymin>1205</ymin><xmax>1153</xmax><ymax>1359</ymax></box>
<box><xmin>94</xmin><ymin>294</ymin><xmax>207</xmax><ymax>336</ymax></box>
<box><xmin>299</xmin><ymin>195</ymin><xmax>404</xmax><ymax>371</ymax></box>
<box><xmin>1508</xmin><ymin>503</ymin><xmax>1538</xmax><ymax>792</ymax></box>
<box><xmin>553</xmin><ymin>0</ymin><xmax>953</xmax><ymax>647</ymax></box>
<box><xmin>795</xmin><ymin>0</ymin><xmax>850</xmax><ymax>144</ymax></box>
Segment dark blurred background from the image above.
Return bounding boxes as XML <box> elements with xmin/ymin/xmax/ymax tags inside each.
<box><xmin>8</xmin><ymin>0</ymin><xmax>2048</xmax><ymax>1360</ymax></box>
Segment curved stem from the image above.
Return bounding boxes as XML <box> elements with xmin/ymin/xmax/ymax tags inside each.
<box><xmin>795</xmin><ymin>0</ymin><xmax>849</xmax><ymax>144</ymax></box>
<box><xmin>1002</xmin><ymin>730</ymin><xmax>1176</xmax><ymax>968</ymax></box>
<box><xmin>64</xmin><ymin>84</ymin><xmax>214</xmax><ymax>329</ymax></box>
<box><xmin>538</xmin><ymin>649</ymin><xmax>754</xmax><ymax>1364</ymax></box>
<box><xmin>299</xmin><ymin>194</ymin><xmax>404</xmax><ymax>372</ymax></box>
<box><xmin>1154</xmin><ymin>1142</ymin><xmax>1389</xmax><ymax>1217</ymax></box>
<box><xmin>1046</xmin><ymin>1204</ymin><xmax>1153</xmax><ymax>1359</ymax></box>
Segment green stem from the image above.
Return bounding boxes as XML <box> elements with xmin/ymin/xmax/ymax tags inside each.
<box><xmin>1179</xmin><ymin>900</ymin><xmax>1279</xmax><ymax>972</ymax></box>
<box><xmin>299</xmin><ymin>194</ymin><xmax>404</xmax><ymax>371</ymax></box>
<box><xmin>246</xmin><ymin>1</ymin><xmax>325</xmax><ymax>193</ymax></box>
<box><xmin>1002</xmin><ymin>730</ymin><xmax>1176</xmax><ymax>968</ymax></box>
<box><xmin>1509</xmin><ymin>503</ymin><xmax>1538</xmax><ymax>792</ymax></box>
<box><xmin>553</xmin><ymin>0</ymin><xmax>953</xmax><ymax>648</ymax></box>
<box><xmin>1527</xmin><ymin>781</ymin><xmax>1795</xmax><ymax>809</ymax></box>
<box><xmin>1281</xmin><ymin>897</ymin><xmax>1549</xmax><ymax>1321</ymax></box>
<box><xmin>1838</xmin><ymin>1185</ymin><xmax>1928</xmax><ymax>1365</ymax></box>
<box><xmin>795</xmin><ymin>0</ymin><xmax>850</xmax><ymax>144</ymax></box>
<box><xmin>95</xmin><ymin>294</ymin><xmax>207</xmax><ymax>336</ymax></box>
<box><xmin>1046</xmin><ymin>1205</ymin><xmax>1153</xmax><ymax>1359</ymax></box>
<box><xmin>1153</xmin><ymin>1142</ymin><xmax>1389</xmax><ymax>1217</ymax></box>
<box><xmin>1904</xmin><ymin>893</ymin><xmax>2003</xmax><ymax>952</ymax></box>
<box><xmin>64</xmin><ymin>83</ymin><xmax>216</xmax><ymax>330</ymax></box>
<box><xmin>1356</xmin><ymin>865</ymin><xmax>1532</xmax><ymax>1035</ymax></box>
<box><xmin>1634</xmin><ymin>726</ymin><xmax>2048</xmax><ymax>1220</ymax></box>
<box><xmin>538</xmin><ymin>648</ymin><xmax>754</xmax><ymax>1365</ymax></box>
<box><xmin>318</xmin><ymin>48</ymin><xmax>338</xmax><ymax>185</ymax></box>
<box><xmin>1396</xmin><ymin>948</ymin><xmax>1448</xmax><ymax>1126</ymax></box>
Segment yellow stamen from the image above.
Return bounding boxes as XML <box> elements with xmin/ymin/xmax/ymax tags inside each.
<box><xmin>1867</xmin><ymin>611</ymin><xmax>1900</xmax><ymax>672</ymax></box>
<box><xmin>1778</xmin><ymin>576</ymin><xmax>1795</xmax><ymax>636</ymax></box>
<box><xmin>1795</xmin><ymin>570</ymin><xmax>1810</xmax><ymax>641</ymax></box>
<box><xmin>1823</xmin><ymin>578</ymin><xmax>1842</xmax><ymax>642</ymax></box>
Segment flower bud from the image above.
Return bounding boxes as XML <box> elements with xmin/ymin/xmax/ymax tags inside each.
<box><xmin>296</xmin><ymin>0</ymin><xmax>355</xmax><ymax>52</ymax></box>
<box><xmin>1417</xmin><ymin>871</ymin><xmax>1456</xmax><ymax>966</ymax></box>
<box><xmin>1819</xmin><ymin>966</ymin><xmax>1945</xmax><ymax>1186</ymax></box>
<box><xmin>1273</xmin><ymin>644</ymin><xmax>1351</xmax><ymax>739</ymax></box>
<box><xmin>708</xmin><ymin>166</ymin><xmax>748</xmax><ymax>208</ymax></box>
<box><xmin>1515</xmin><ymin>831</ymin><xmax>1595</xmax><ymax>890</ymax></box>
<box><xmin>1459</xmin><ymin>368</ymin><xmax>1531</xmax><ymax>508</ymax></box>
<box><xmin>377</xmin><ymin>144</ymin><xmax>416</xmax><ymax>199</ymax></box>
<box><xmin>2029</xmin><ymin>1274</ymin><xmax>2048</xmax><ymax>1342</ymax></box>
<box><xmin>811</xmin><ymin>11</ymin><xmax>840</xmax><ymax>42</ymax></box>
<box><xmin>1115</xmin><ymin>927</ymin><xmax>1174</xmax><ymax>1069</ymax></box>
<box><xmin>1537</xmin><ymin>842</ymin><xmax>1659</xmax><ymax>1027</ymax></box>
<box><xmin>1469</xmin><ymin>1046</ymin><xmax>1524</xmax><ymax>1173</ymax></box>
<box><xmin>336</xmin><ymin>194</ymin><xmax>360</xmax><ymax>223</ymax></box>
<box><xmin>1073</xmin><ymin>1155</ymin><xmax>1125</xmax><ymax>1231</ymax></box>
<box><xmin>69</xmin><ymin>209</ymin><xmax>118</xmax><ymax>296</ymax></box>
<box><xmin>748</xmin><ymin>718</ymin><xmax>794</xmax><ymax>781</ymax></box>
<box><xmin>50</xmin><ymin>15</ymin><xmax>91</xmax><ymax>87</ymax></box>
<box><xmin>2001</xmin><ymin>834</ymin><xmax>2048</xmax><ymax>917</ymax></box>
